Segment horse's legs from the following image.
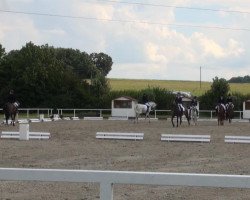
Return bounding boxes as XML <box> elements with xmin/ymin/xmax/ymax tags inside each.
<box><xmin>171</xmin><ymin>116</ymin><xmax>175</xmax><ymax>127</ymax></box>
<box><xmin>187</xmin><ymin>112</ymin><xmax>190</xmax><ymax>125</ymax></box>
<box><xmin>5</xmin><ymin>114</ymin><xmax>9</xmax><ymax>126</ymax></box>
<box><xmin>147</xmin><ymin>112</ymin><xmax>151</xmax><ymax>123</ymax></box>
<box><xmin>12</xmin><ymin>113</ymin><xmax>16</xmax><ymax>126</ymax></box>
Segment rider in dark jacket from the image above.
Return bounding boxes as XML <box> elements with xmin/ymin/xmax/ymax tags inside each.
<box><xmin>175</xmin><ymin>92</ymin><xmax>185</xmax><ymax>112</ymax></box>
<box><xmin>190</xmin><ymin>96</ymin><xmax>199</xmax><ymax>116</ymax></box>
<box><xmin>226</xmin><ymin>93</ymin><xmax>234</xmax><ymax>109</ymax></box>
<box><xmin>142</xmin><ymin>93</ymin><xmax>149</xmax><ymax>112</ymax></box>
<box><xmin>7</xmin><ymin>90</ymin><xmax>19</xmax><ymax>108</ymax></box>
<box><xmin>215</xmin><ymin>95</ymin><xmax>226</xmax><ymax>115</ymax></box>
<box><xmin>7</xmin><ymin>90</ymin><xmax>16</xmax><ymax>104</ymax></box>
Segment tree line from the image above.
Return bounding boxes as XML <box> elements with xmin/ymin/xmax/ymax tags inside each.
<box><xmin>0</xmin><ymin>42</ymin><xmax>112</xmax><ymax>108</ymax></box>
<box><xmin>0</xmin><ymin>42</ymin><xmax>250</xmax><ymax>111</ymax></box>
<box><xmin>228</xmin><ymin>75</ymin><xmax>250</xmax><ymax>83</ymax></box>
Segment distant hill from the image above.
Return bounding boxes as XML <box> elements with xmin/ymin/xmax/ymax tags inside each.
<box><xmin>228</xmin><ymin>75</ymin><xmax>250</xmax><ymax>83</ymax></box>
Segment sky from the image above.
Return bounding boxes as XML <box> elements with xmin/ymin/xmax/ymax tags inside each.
<box><xmin>0</xmin><ymin>0</ymin><xmax>250</xmax><ymax>81</ymax></box>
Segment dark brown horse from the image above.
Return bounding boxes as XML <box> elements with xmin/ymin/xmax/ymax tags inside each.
<box><xmin>171</xmin><ymin>102</ymin><xmax>190</xmax><ymax>127</ymax></box>
<box><xmin>217</xmin><ymin>104</ymin><xmax>226</xmax><ymax>126</ymax></box>
<box><xmin>3</xmin><ymin>103</ymin><xmax>18</xmax><ymax>126</ymax></box>
<box><xmin>226</xmin><ymin>102</ymin><xmax>234</xmax><ymax>123</ymax></box>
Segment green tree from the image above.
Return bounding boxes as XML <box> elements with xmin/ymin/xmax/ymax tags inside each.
<box><xmin>0</xmin><ymin>44</ymin><xmax>5</xmax><ymax>59</ymax></box>
<box><xmin>199</xmin><ymin>77</ymin><xmax>230</xmax><ymax>110</ymax></box>
<box><xmin>55</xmin><ymin>48</ymin><xmax>97</xmax><ymax>79</ymax></box>
<box><xmin>0</xmin><ymin>42</ymin><xmax>94</xmax><ymax>107</ymax></box>
<box><xmin>211</xmin><ymin>77</ymin><xmax>230</xmax><ymax>98</ymax></box>
<box><xmin>90</xmin><ymin>53</ymin><xmax>113</xmax><ymax>76</ymax></box>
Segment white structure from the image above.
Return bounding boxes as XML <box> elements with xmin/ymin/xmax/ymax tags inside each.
<box><xmin>0</xmin><ymin>168</ymin><xmax>250</xmax><ymax>200</ymax></box>
<box><xmin>96</xmin><ymin>132</ymin><xmax>144</xmax><ymax>140</ymax></box>
<box><xmin>111</xmin><ymin>96</ymin><xmax>138</xmax><ymax>118</ymax></box>
<box><xmin>225</xmin><ymin>135</ymin><xmax>250</xmax><ymax>144</ymax></box>
<box><xmin>243</xmin><ymin>100</ymin><xmax>250</xmax><ymax>119</ymax></box>
<box><xmin>161</xmin><ymin>134</ymin><xmax>210</xmax><ymax>143</ymax></box>
<box><xmin>1</xmin><ymin>123</ymin><xmax>50</xmax><ymax>140</ymax></box>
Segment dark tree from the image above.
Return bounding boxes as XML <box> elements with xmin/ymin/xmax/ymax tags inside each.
<box><xmin>90</xmin><ymin>53</ymin><xmax>113</xmax><ymax>76</ymax></box>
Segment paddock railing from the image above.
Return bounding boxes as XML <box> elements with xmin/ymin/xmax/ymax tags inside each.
<box><xmin>0</xmin><ymin>108</ymin><xmax>244</xmax><ymax>120</ymax></box>
<box><xmin>0</xmin><ymin>168</ymin><xmax>250</xmax><ymax>200</ymax></box>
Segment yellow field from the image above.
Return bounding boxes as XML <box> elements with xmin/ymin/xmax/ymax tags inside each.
<box><xmin>108</xmin><ymin>78</ymin><xmax>250</xmax><ymax>96</ymax></box>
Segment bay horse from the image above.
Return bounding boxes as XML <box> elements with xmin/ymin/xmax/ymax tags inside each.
<box><xmin>134</xmin><ymin>101</ymin><xmax>157</xmax><ymax>123</ymax></box>
<box><xmin>226</xmin><ymin>102</ymin><xmax>234</xmax><ymax>123</ymax></box>
<box><xmin>189</xmin><ymin>105</ymin><xmax>198</xmax><ymax>126</ymax></box>
<box><xmin>217</xmin><ymin>104</ymin><xmax>226</xmax><ymax>126</ymax></box>
<box><xmin>171</xmin><ymin>102</ymin><xmax>190</xmax><ymax>127</ymax></box>
<box><xmin>3</xmin><ymin>102</ymin><xmax>19</xmax><ymax>126</ymax></box>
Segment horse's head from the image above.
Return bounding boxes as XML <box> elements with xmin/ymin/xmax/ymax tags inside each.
<box><xmin>148</xmin><ymin>101</ymin><xmax>157</xmax><ymax>110</ymax></box>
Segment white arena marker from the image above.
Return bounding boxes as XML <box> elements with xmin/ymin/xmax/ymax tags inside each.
<box><xmin>1</xmin><ymin>124</ymin><xmax>50</xmax><ymax>140</ymax></box>
<box><xmin>161</xmin><ymin>134</ymin><xmax>210</xmax><ymax>143</ymax></box>
<box><xmin>84</xmin><ymin>117</ymin><xmax>103</xmax><ymax>120</ymax></box>
<box><xmin>225</xmin><ymin>135</ymin><xmax>250</xmax><ymax>144</ymax></box>
<box><xmin>19</xmin><ymin>123</ymin><xmax>29</xmax><ymax>140</ymax></box>
<box><xmin>96</xmin><ymin>132</ymin><xmax>144</xmax><ymax>140</ymax></box>
<box><xmin>108</xmin><ymin>116</ymin><xmax>128</xmax><ymax>120</ymax></box>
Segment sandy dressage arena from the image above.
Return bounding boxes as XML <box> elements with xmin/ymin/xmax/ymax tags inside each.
<box><xmin>0</xmin><ymin>119</ymin><xmax>250</xmax><ymax>200</ymax></box>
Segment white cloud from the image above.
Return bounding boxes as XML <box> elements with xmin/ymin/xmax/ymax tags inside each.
<box><xmin>0</xmin><ymin>0</ymin><xmax>249</xmax><ymax>81</ymax></box>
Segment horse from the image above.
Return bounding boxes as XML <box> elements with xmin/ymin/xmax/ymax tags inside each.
<box><xmin>171</xmin><ymin>102</ymin><xmax>190</xmax><ymax>127</ymax></box>
<box><xmin>134</xmin><ymin>101</ymin><xmax>157</xmax><ymax>123</ymax></box>
<box><xmin>216</xmin><ymin>104</ymin><xmax>226</xmax><ymax>126</ymax></box>
<box><xmin>189</xmin><ymin>105</ymin><xmax>198</xmax><ymax>125</ymax></box>
<box><xmin>3</xmin><ymin>102</ymin><xmax>19</xmax><ymax>126</ymax></box>
<box><xmin>226</xmin><ymin>102</ymin><xmax>234</xmax><ymax>123</ymax></box>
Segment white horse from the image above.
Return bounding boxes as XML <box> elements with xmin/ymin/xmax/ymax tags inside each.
<box><xmin>134</xmin><ymin>101</ymin><xmax>157</xmax><ymax>123</ymax></box>
<box><xmin>189</xmin><ymin>105</ymin><xmax>197</xmax><ymax>125</ymax></box>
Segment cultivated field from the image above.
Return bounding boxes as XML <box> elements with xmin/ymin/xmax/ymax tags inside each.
<box><xmin>108</xmin><ymin>78</ymin><xmax>250</xmax><ymax>96</ymax></box>
<box><xmin>0</xmin><ymin>119</ymin><xmax>250</xmax><ymax>199</ymax></box>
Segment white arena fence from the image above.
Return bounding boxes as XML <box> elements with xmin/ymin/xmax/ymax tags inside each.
<box><xmin>0</xmin><ymin>108</ymin><xmax>244</xmax><ymax>120</ymax></box>
<box><xmin>0</xmin><ymin>168</ymin><xmax>250</xmax><ymax>200</ymax></box>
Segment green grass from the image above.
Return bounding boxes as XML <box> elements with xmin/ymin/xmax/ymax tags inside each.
<box><xmin>108</xmin><ymin>78</ymin><xmax>250</xmax><ymax>96</ymax></box>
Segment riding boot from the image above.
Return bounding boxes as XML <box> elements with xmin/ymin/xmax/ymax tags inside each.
<box><xmin>146</xmin><ymin>106</ymin><xmax>149</xmax><ymax>113</ymax></box>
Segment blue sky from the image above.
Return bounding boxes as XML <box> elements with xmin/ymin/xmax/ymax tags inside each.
<box><xmin>0</xmin><ymin>0</ymin><xmax>250</xmax><ymax>81</ymax></box>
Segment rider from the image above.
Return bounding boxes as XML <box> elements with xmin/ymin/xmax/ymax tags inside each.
<box><xmin>215</xmin><ymin>95</ymin><xmax>226</xmax><ymax>115</ymax></box>
<box><xmin>190</xmin><ymin>96</ymin><xmax>199</xmax><ymax>117</ymax></box>
<box><xmin>7</xmin><ymin>90</ymin><xmax>19</xmax><ymax>108</ymax></box>
<box><xmin>142</xmin><ymin>93</ymin><xmax>149</xmax><ymax>113</ymax></box>
<box><xmin>226</xmin><ymin>93</ymin><xmax>234</xmax><ymax>109</ymax></box>
<box><xmin>175</xmin><ymin>92</ymin><xmax>185</xmax><ymax>112</ymax></box>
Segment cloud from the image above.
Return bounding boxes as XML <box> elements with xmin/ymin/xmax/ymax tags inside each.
<box><xmin>0</xmin><ymin>0</ymin><xmax>249</xmax><ymax>81</ymax></box>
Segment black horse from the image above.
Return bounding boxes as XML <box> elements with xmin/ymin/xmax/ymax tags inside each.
<box><xmin>217</xmin><ymin>104</ymin><xmax>226</xmax><ymax>126</ymax></box>
<box><xmin>226</xmin><ymin>102</ymin><xmax>234</xmax><ymax>123</ymax></box>
<box><xmin>171</xmin><ymin>102</ymin><xmax>190</xmax><ymax>127</ymax></box>
<box><xmin>3</xmin><ymin>103</ymin><xmax>18</xmax><ymax>126</ymax></box>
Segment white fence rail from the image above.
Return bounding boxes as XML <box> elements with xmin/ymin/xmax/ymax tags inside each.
<box><xmin>0</xmin><ymin>168</ymin><xmax>250</xmax><ymax>200</ymax></box>
<box><xmin>0</xmin><ymin>108</ymin><xmax>244</xmax><ymax>120</ymax></box>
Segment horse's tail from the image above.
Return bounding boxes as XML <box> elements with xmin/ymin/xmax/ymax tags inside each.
<box><xmin>3</xmin><ymin>103</ymin><xmax>9</xmax><ymax>114</ymax></box>
<box><xmin>134</xmin><ymin>104</ymin><xmax>140</xmax><ymax>114</ymax></box>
